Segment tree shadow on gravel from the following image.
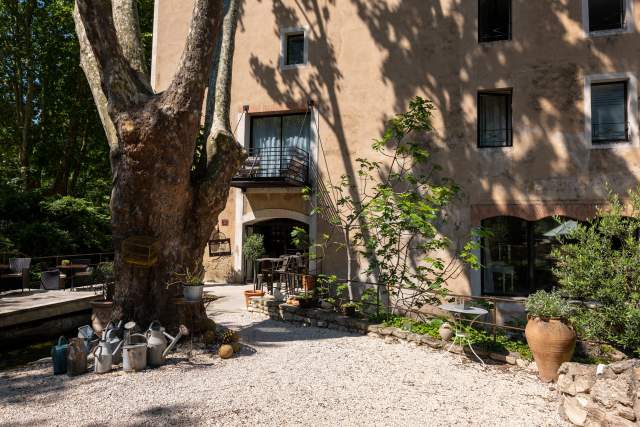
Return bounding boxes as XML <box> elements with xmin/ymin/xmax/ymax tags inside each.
<box><xmin>236</xmin><ymin>318</ymin><xmax>361</xmax><ymax>347</ymax></box>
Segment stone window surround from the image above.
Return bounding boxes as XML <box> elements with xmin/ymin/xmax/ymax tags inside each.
<box><xmin>584</xmin><ymin>72</ymin><xmax>639</xmax><ymax>149</ymax></box>
<box><xmin>581</xmin><ymin>0</ymin><xmax>635</xmax><ymax>37</ymax></box>
<box><xmin>280</xmin><ymin>26</ymin><xmax>309</xmax><ymax>70</ymax></box>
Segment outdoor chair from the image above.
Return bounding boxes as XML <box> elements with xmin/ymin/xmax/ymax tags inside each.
<box><xmin>1</xmin><ymin>257</ymin><xmax>32</xmax><ymax>292</ymax></box>
<box><xmin>41</xmin><ymin>270</ymin><xmax>62</xmax><ymax>290</ymax></box>
<box><xmin>70</xmin><ymin>258</ymin><xmax>92</xmax><ymax>287</ymax></box>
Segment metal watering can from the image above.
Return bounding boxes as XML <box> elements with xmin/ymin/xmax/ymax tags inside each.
<box><xmin>77</xmin><ymin>325</ymin><xmax>94</xmax><ymax>353</ymax></box>
<box><xmin>145</xmin><ymin>321</ymin><xmax>189</xmax><ymax>367</ymax></box>
<box><xmin>102</xmin><ymin>321</ymin><xmax>124</xmax><ymax>365</ymax></box>
<box><xmin>51</xmin><ymin>336</ymin><xmax>68</xmax><ymax>375</ymax></box>
<box><xmin>93</xmin><ymin>333</ymin><xmax>123</xmax><ymax>374</ymax></box>
<box><xmin>122</xmin><ymin>333</ymin><xmax>148</xmax><ymax>372</ymax></box>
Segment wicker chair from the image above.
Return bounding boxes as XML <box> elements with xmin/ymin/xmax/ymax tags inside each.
<box><xmin>41</xmin><ymin>270</ymin><xmax>62</xmax><ymax>290</ymax></box>
<box><xmin>1</xmin><ymin>257</ymin><xmax>31</xmax><ymax>292</ymax></box>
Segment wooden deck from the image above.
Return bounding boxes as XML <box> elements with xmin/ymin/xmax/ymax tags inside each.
<box><xmin>0</xmin><ymin>290</ymin><xmax>101</xmax><ymax>329</ymax></box>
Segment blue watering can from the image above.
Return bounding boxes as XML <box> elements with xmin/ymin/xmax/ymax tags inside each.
<box><xmin>51</xmin><ymin>336</ymin><xmax>68</xmax><ymax>375</ymax></box>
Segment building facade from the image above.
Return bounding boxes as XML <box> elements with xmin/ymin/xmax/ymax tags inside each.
<box><xmin>152</xmin><ymin>0</ymin><xmax>640</xmax><ymax>299</ymax></box>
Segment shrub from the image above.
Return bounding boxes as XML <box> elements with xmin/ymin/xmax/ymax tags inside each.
<box><xmin>242</xmin><ymin>233</ymin><xmax>265</xmax><ymax>261</ymax></box>
<box><xmin>552</xmin><ymin>188</ymin><xmax>640</xmax><ymax>355</ymax></box>
<box><xmin>525</xmin><ymin>290</ymin><xmax>573</xmax><ymax>319</ymax></box>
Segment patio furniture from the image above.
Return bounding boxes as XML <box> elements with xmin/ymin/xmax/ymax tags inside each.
<box><xmin>70</xmin><ymin>258</ymin><xmax>92</xmax><ymax>286</ymax></box>
<box><xmin>255</xmin><ymin>257</ymin><xmax>281</xmax><ymax>292</ymax></box>
<box><xmin>1</xmin><ymin>257</ymin><xmax>31</xmax><ymax>292</ymax></box>
<box><xmin>57</xmin><ymin>263</ymin><xmax>88</xmax><ymax>291</ymax></box>
<box><xmin>438</xmin><ymin>303</ymin><xmax>489</xmax><ymax>367</ymax></box>
<box><xmin>41</xmin><ymin>270</ymin><xmax>62</xmax><ymax>290</ymax></box>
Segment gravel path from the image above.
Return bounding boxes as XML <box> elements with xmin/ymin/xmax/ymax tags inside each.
<box><xmin>0</xmin><ymin>284</ymin><xmax>565</xmax><ymax>426</ymax></box>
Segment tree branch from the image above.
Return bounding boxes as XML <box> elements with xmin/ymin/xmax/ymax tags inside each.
<box><xmin>162</xmin><ymin>0</ymin><xmax>223</xmax><ymax>114</ymax></box>
<box><xmin>112</xmin><ymin>0</ymin><xmax>148</xmax><ymax>78</ymax></box>
<box><xmin>75</xmin><ymin>0</ymin><xmax>152</xmax><ymax>115</ymax></box>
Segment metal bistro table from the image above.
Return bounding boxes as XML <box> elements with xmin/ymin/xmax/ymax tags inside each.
<box><xmin>438</xmin><ymin>303</ymin><xmax>489</xmax><ymax>367</ymax></box>
<box><xmin>57</xmin><ymin>264</ymin><xmax>88</xmax><ymax>291</ymax></box>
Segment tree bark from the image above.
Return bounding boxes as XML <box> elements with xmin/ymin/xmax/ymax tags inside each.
<box><xmin>74</xmin><ymin>0</ymin><xmax>244</xmax><ymax>331</ymax></box>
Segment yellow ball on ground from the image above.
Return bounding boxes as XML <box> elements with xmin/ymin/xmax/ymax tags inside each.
<box><xmin>219</xmin><ymin>344</ymin><xmax>234</xmax><ymax>359</ymax></box>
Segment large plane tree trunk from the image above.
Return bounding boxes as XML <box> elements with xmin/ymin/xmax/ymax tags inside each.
<box><xmin>74</xmin><ymin>0</ymin><xmax>244</xmax><ymax>330</ymax></box>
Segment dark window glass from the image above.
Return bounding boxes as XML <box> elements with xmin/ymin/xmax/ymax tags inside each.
<box><xmin>250</xmin><ymin>114</ymin><xmax>310</xmax><ymax>178</ymax></box>
<box><xmin>589</xmin><ymin>0</ymin><xmax>625</xmax><ymax>32</ymax></box>
<box><xmin>478</xmin><ymin>91</ymin><xmax>512</xmax><ymax>147</ymax></box>
<box><xmin>285</xmin><ymin>33</ymin><xmax>305</xmax><ymax>65</ymax></box>
<box><xmin>591</xmin><ymin>82</ymin><xmax>628</xmax><ymax>143</ymax></box>
<box><xmin>481</xmin><ymin>216</ymin><xmax>575</xmax><ymax>296</ymax></box>
<box><xmin>478</xmin><ymin>0</ymin><xmax>511</xmax><ymax>42</ymax></box>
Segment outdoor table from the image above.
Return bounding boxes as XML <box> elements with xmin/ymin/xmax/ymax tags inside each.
<box><xmin>255</xmin><ymin>258</ymin><xmax>282</xmax><ymax>292</ymax></box>
<box><xmin>438</xmin><ymin>303</ymin><xmax>489</xmax><ymax>367</ymax></box>
<box><xmin>57</xmin><ymin>264</ymin><xmax>88</xmax><ymax>291</ymax></box>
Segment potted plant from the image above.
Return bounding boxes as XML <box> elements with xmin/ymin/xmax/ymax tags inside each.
<box><xmin>341</xmin><ymin>302</ymin><xmax>358</xmax><ymax>317</ymax></box>
<box><xmin>90</xmin><ymin>262</ymin><xmax>115</xmax><ymax>335</ymax></box>
<box><xmin>242</xmin><ymin>234</ymin><xmax>266</xmax><ymax>306</ymax></box>
<box><xmin>524</xmin><ymin>290</ymin><xmax>576</xmax><ymax>382</ymax></box>
<box><xmin>296</xmin><ymin>293</ymin><xmax>317</xmax><ymax>309</ymax></box>
<box><xmin>168</xmin><ymin>266</ymin><xmax>205</xmax><ymax>302</ymax></box>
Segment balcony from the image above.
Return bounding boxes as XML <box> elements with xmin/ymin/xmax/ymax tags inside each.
<box><xmin>231</xmin><ymin>146</ymin><xmax>310</xmax><ymax>188</ymax></box>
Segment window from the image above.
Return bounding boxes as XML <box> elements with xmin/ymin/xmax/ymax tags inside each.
<box><xmin>591</xmin><ymin>81</ymin><xmax>628</xmax><ymax>143</ymax></box>
<box><xmin>285</xmin><ymin>33</ymin><xmax>305</xmax><ymax>65</ymax></box>
<box><xmin>481</xmin><ymin>216</ymin><xmax>576</xmax><ymax>296</ymax></box>
<box><xmin>250</xmin><ymin>113</ymin><xmax>310</xmax><ymax>178</ymax></box>
<box><xmin>478</xmin><ymin>91</ymin><xmax>512</xmax><ymax>147</ymax></box>
<box><xmin>588</xmin><ymin>0</ymin><xmax>625</xmax><ymax>32</ymax></box>
<box><xmin>478</xmin><ymin>0</ymin><xmax>511</xmax><ymax>42</ymax></box>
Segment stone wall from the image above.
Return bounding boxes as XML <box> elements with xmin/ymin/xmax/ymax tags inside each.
<box><xmin>558</xmin><ymin>360</ymin><xmax>640</xmax><ymax>426</ymax></box>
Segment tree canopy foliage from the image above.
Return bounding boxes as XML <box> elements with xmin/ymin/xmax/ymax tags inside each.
<box><xmin>0</xmin><ymin>0</ymin><xmax>153</xmax><ymax>256</ymax></box>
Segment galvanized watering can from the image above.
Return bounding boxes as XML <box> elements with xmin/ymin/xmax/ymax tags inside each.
<box><xmin>51</xmin><ymin>336</ymin><xmax>68</xmax><ymax>375</ymax></box>
<box><xmin>93</xmin><ymin>334</ymin><xmax>123</xmax><ymax>374</ymax></box>
<box><xmin>102</xmin><ymin>321</ymin><xmax>124</xmax><ymax>365</ymax></box>
<box><xmin>122</xmin><ymin>333</ymin><xmax>148</xmax><ymax>372</ymax></box>
<box><xmin>77</xmin><ymin>325</ymin><xmax>94</xmax><ymax>353</ymax></box>
<box><xmin>145</xmin><ymin>321</ymin><xmax>188</xmax><ymax>367</ymax></box>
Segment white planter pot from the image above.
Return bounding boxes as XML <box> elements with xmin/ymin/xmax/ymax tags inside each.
<box><xmin>183</xmin><ymin>285</ymin><xmax>204</xmax><ymax>302</ymax></box>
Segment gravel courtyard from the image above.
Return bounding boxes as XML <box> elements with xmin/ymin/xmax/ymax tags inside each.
<box><xmin>0</xmin><ymin>284</ymin><xmax>565</xmax><ymax>426</ymax></box>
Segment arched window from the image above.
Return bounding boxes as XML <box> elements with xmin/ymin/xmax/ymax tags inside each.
<box><xmin>481</xmin><ymin>216</ymin><xmax>577</xmax><ymax>296</ymax></box>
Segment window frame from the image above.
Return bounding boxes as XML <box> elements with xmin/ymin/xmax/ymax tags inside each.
<box><xmin>582</xmin><ymin>0</ymin><xmax>635</xmax><ymax>37</ymax></box>
<box><xmin>480</xmin><ymin>216</ymin><xmax>575</xmax><ymax>297</ymax></box>
<box><xmin>280</xmin><ymin>27</ymin><xmax>308</xmax><ymax>70</ymax></box>
<box><xmin>590</xmin><ymin>81</ymin><xmax>629</xmax><ymax>144</ymax></box>
<box><xmin>478</xmin><ymin>0</ymin><xmax>512</xmax><ymax>43</ymax></box>
<box><xmin>477</xmin><ymin>89</ymin><xmax>513</xmax><ymax>148</ymax></box>
<box><xmin>584</xmin><ymin>72</ymin><xmax>639</xmax><ymax>149</ymax></box>
<box><xmin>249</xmin><ymin>112</ymin><xmax>310</xmax><ymax>151</ymax></box>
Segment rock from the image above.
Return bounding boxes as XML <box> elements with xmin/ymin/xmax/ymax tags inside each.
<box><xmin>367</xmin><ymin>332</ymin><xmax>380</xmax><ymax>339</ymax></box>
<box><xmin>557</xmin><ymin>363</ymin><xmax>597</xmax><ymax>396</ymax></box>
<box><xmin>317</xmin><ymin>321</ymin><xmax>327</xmax><ymax>328</ymax></box>
<box><xmin>378</xmin><ymin>327</ymin><xmax>394</xmax><ymax>336</ymax></box>
<box><xmin>367</xmin><ymin>324</ymin><xmax>382</xmax><ymax>333</ymax></box>
<box><xmin>408</xmin><ymin>341</ymin><xmax>418</xmax><ymax>349</ymax></box>
<box><xmin>505</xmin><ymin>354</ymin><xmax>517</xmax><ymax>365</ymax></box>
<box><xmin>561</xmin><ymin>396</ymin><xmax>588</xmax><ymax>426</ymax></box>
<box><xmin>384</xmin><ymin>336</ymin><xmax>397</xmax><ymax>345</ymax></box>
<box><xmin>591</xmin><ymin>371</ymin><xmax>635</xmax><ymax>408</ymax></box>
<box><xmin>610</xmin><ymin>360</ymin><xmax>638</xmax><ymax>375</ymax></box>
<box><xmin>516</xmin><ymin>359</ymin><xmax>529</xmax><ymax>369</ymax></box>
<box><xmin>605</xmin><ymin>413</ymin><xmax>637</xmax><ymax>427</ymax></box>
<box><xmin>615</xmin><ymin>404</ymin><xmax>636</xmax><ymax>422</ymax></box>
<box><xmin>489</xmin><ymin>353</ymin><xmax>508</xmax><ymax>363</ymax></box>
<box><xmin>391</xmin><ymin>328</ymin><xmax>408</xmax><ymax>340</ymax></box>
<box><xmin>421</xmin><ymin>336</ymin><xmax>442</xmax><ymax>349</ymax></box>
<box><xmin>527</xmin><ymin>362</ymin><xmax>539</xmax><ymax>374</ymax></box>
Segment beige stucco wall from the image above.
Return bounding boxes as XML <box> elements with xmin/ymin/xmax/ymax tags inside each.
<box><xmin>154</xmin><ymin>0</ymin><xmax>640</xmax><ymax>293</ymax></box>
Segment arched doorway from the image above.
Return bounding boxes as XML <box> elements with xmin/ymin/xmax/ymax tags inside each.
<box><xmin>245</xmin><ymin>218</ymin><xmax>308</xmax><ymax>258</ymax></box>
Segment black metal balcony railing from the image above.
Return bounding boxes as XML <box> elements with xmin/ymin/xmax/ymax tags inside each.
<box><xmin>232</xmin><ymin>146</ymin><xmax>310</xmax><ymax>188</ymax></box>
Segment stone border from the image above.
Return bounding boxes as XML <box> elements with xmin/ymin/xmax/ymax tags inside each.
<box><xmin>248</xmin><ymin>296</ymin><xmax>536</xmax><ymax>371</ymax></box>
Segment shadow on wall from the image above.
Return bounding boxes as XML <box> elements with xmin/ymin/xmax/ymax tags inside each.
<box><xmin>244</xmin><ymin>0</ymin><xmax>639</xmax><ymax>292</ymax></box>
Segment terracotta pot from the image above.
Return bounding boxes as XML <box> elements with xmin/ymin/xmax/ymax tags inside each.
<box><xmin>439</xmin><ymin>322</ymin><xmax>454</xmax><ymax>341</ymax></box>
<box><xmin>525</xmin><ymin>316</ymin><xmax>576</xmax><ymax>382</ymax></box>
<box><xmin>302</xmin><ymin>275</ymin><xmax>316</xmax><ymax>292</ymax></box>
<box><xmin>243</xmin><ymin>290</ymin><xmax>265</xmax><ymax>307</ymax></box>
<box><xmin>90</xmin><ymin>301</ymin><xmax>113</xmax><ymax>336</ymax></box>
